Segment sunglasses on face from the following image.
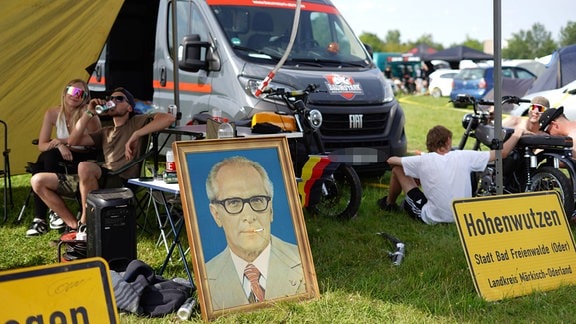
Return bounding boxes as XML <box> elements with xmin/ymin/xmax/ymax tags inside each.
<box><xmin>66</xmin><ymin>86</ymin><xmax>87</xmax><ymax>99</ymax></box>
<box><xmin>530</xmin><ymin>104</ymin><xmax>546</xmax><ymax>113</ymax></box>
<box><xmin>109</xmin><ymin>95</ymin><xmax>126</xmax><ymax>102</ymax></box>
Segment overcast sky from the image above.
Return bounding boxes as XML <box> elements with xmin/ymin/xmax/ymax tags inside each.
<box><xmin>330</xmin><ymin>0</ymin><xmax>575</xmax><ymax>47</ymax></box>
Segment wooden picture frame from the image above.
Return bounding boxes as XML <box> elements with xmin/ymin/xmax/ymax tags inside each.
<box><xmin>173</xmin><ymin>136</ymin><xmax>319</xmax><ymax>321</ymax></box>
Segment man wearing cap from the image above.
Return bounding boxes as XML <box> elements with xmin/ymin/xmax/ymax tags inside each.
<box><xmin>501</xmin><ymin>96</ymin><xmax>550</xmax><ymax>133</ymax></box>
<box><xmin>32</xmin><ymin>87</ymin><xmax>175</xmax><ymax>231</ymax></box>
<box><xmin>539</xmin><ymin>106</ymin><xmax>576</xmax><ymax>156</ymax></box>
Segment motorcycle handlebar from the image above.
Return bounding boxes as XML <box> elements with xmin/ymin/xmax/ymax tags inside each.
<box><xmin>452</xmin><ymin>94</ymin><xmax>530</xmax><ymax>107</ymax></box>
<box><xmin>501</xmin><ymin>95</ymin><xmax>531</xmax><ymax>105</ymax></box>
<box><xmin>475</xmin><ymin>96</ymin><xmax>530</xmax><ymax>106</ymax></box>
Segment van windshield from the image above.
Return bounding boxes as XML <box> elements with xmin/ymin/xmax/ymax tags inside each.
<box><xmin>210</xmin><ymin>3</ymin><xmax>371</xmax><ymax>67</ymax></box>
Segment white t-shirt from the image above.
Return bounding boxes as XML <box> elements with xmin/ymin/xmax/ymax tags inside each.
<box><xmin>401</xmin><ymin>150</ymin><xmax>490</xmax><ymax>224</ymax></box>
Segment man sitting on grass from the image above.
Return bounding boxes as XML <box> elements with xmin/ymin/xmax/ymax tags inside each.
<box><xmin>378</xmin><ymin>125</ymin><xmax>523</xmax><ymax>224</ymax></box>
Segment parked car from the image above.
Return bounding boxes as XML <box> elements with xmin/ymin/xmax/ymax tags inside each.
<box><xmin>509</xmin><ymin>79</ymin><xmax>576</xmax><ymax>119</ymax></box>
<box><xmin>450</xmin><ymin>66</ymin><xmax>537</xmax><ymax>107</ymax></box>
<box><xmin>427</xmin><ymin>69</ymin><xmax>459</xmax><ymax>98</ymax></box>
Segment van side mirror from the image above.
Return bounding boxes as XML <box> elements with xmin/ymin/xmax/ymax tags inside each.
<box><xmin>363</xmin><ymin>43</ymin><xmax>373</xmax><ymax>57</ymax></box>
<box><xmin>179</xmin><ymin>34</ymin><xmax>211</xmax><ymax>72</ymax></box>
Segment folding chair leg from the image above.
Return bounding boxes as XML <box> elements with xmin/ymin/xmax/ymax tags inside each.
<box><xmin>17</xmin><ymin>188</ymin><xmax>34</xmax><ymax>223</ymax></box>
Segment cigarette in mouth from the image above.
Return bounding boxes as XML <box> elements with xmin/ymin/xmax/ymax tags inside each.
<box><xmin>251</xmin><ymin>228</ymin><xmax>264</xmax><ymax>232</ymax></box>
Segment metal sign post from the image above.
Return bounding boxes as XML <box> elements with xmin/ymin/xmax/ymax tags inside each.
<box><xmin>493</xmin><ymin>0</ymin><xmax>503</xmax><ymax>195</ymax></box>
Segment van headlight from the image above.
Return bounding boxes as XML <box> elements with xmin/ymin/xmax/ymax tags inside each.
<box><xmin>383</xmin><ymin>79</ymin><xmax>395</xmax><ymax>103</ymax></box>
<box><xmin>244</xmin><ymin>78</ymin><xmax>295</xmax><ymax>98</ymax></box>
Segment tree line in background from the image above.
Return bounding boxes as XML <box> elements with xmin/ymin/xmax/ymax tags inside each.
<box><xmin>360</xmin><ymin>21</ymin><xmax>576</xmax><ymax>59</ymax></box>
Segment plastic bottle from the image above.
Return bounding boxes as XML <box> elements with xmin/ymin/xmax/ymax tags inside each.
<box><xmin>166</xmin><ymin>149</ymin><xmax>175</xmax><ymax>172</ymax></box>
<box><xmin>167</xmin><ymin>104</ymin><xmax>177</xmax><ymax>128</ymax></box>
<box><xmin>177</xmin><ymin>297</ymin><xmax>197</xmax><ymax>320</ymax></box>
<box><xmin>217</xmin><ymin>118</ymin><xmax>234</xmax><ymax>138</ymax></box>
<box><xmin>211</xmin><ymin>108</ymin><xmax>222</xmax><ymax>122</ymax></box>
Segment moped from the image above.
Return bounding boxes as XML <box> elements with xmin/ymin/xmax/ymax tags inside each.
<box><xmin>256</xmin><ymin>84</ymin><xmax>363</xmax><ymax>220</ymax></box>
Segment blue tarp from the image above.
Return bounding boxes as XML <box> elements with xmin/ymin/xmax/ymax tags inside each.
<box><xmin>527</xmin><ymin>44</ymin><xmax>576</xmax><ymax>94</ymax></box>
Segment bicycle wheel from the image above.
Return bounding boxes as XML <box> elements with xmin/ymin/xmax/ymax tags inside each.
<box><xmin>307</xmin><ymin>163</ymin><xmax>362</xmax><ymax>220</ymax></box>
<box><xmin>529</xmin><ymin>166</ymin><xmax>574</xmax><ymax>218</ymax></box>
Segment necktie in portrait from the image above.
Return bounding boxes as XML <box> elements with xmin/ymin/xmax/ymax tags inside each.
<box><xmin>244</xmin><ymin>263</ymin><xmax>265</xmax><ymax>303</ymax></box>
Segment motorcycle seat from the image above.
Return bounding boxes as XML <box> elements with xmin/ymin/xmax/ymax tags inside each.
<box><xmin>517</xmin><ymin>135</ymin><xmax>573</xmax><ymax>149</ymax></box>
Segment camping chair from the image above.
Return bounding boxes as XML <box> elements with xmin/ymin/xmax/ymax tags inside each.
<box><xmin>17</xmin><ymin>161</ymin><xmax>36</xmax><ymax>223</ymax></box>
<box><xmin>56</xmin><ymin>127</ymin><xmax>158</xmax><ymax>263</ymax></box>
<box><xmin>100</xmin><ymin>128</ymin><xmax>159</xmax><ymax>233</ymax></box>
<box><xmin>17</xmin><ymin>140</ymin><xmax>99</xmax><ymax>224</ymax></box>
<box><xmin>0</xmin><ymin>120</ymin><xmax>12</xmax><ymax>222</ymax></box>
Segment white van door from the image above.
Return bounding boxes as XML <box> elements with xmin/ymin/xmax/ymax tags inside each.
<box><xmin>153</xmin><ymin>0</ymin><xmax>213</xmax><ymax>124</ymax></box>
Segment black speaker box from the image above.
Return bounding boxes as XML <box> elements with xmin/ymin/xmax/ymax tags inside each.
<box><xmin>86</xmin><ymin>187</ymin><xmax>137</xmax><ymax>266</ymax></box>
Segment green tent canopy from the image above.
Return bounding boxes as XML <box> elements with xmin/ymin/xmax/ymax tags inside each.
<box><xmin>0</xmin><ymin>0</ymin><xmax>123</xmax><ymax>173</ymax></box>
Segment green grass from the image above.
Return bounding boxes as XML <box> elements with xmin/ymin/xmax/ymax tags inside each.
<box><xmin>3</xmin><ymin>95</ymin><xmax>576</xmax><ymax>323</ymax></box>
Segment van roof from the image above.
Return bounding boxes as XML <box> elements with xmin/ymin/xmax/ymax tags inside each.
<box><xmin>207</xmin><ymin>0</ymin><xmax>336</xmax><ymax>5</ymax></box>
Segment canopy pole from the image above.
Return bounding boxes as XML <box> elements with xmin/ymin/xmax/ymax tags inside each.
<box><xmin>493</xmin><ymin>0</ymin><xmax>503</xmax><ymax>195</ymax></box>
<box><xmin>171</xmin><ymin>1</ymin><xmax>181</xmax><ymax>127</ymax></box>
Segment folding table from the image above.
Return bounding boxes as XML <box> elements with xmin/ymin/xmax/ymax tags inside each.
<box><xmin>127</xmin><ymin>178</ymin><xmax>193</xmax><ymax>286</ymax></box>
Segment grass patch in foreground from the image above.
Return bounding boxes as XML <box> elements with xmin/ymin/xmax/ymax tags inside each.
<box><xmin>2</xmin><ymin>96</ymin><xmax>576</xmax><ymax>322</ymax></box>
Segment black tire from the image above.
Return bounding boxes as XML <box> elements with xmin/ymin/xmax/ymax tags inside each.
<box><xmin>307</xmin><ymin>163</ymin><xmax>362</xmax><ymax>220</ymax></box>
<box><xmin>529</xmin><ymin>166</ymin><xmax>574</xmax><ymax>218</ymax></box>
<box><xmin>472</xmin><ymin>168</ymin><xmax>496</xmax><ymax>197</ymax></box>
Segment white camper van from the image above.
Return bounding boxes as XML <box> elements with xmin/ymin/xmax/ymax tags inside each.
<box><xmin>89</xmin><ymin>0</ymin><xmax>406</xmax><ymax>173</ymax></box>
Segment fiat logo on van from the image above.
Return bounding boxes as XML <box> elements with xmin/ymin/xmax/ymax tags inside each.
<box><xmin>349</xmin><ymin>114</ymin><xmax>363</xmax><ymax>128</ymax></box>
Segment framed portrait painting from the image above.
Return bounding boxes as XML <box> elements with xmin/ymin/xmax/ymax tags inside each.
<box><xmin>173</xmin><ymin>136</ymin><xmax>319</xmax><ymax>321</ymax></box>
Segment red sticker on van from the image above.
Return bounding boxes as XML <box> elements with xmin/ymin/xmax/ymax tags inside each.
<box><xmin>324</xmin><ymin>74</ymin><xmax>363</xmax><ymax>100</ymax></box>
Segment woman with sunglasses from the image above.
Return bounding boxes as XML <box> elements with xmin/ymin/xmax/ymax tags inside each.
<box><xmin>26</xmin><ymin>79</ymin><xmax>101</xmax><ymax>236</ymax></box>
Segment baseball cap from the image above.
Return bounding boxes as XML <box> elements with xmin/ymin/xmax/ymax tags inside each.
<box><xmin>532</xmin><ymin>96</ymin><xmax>550</xmax><ymax>108</ymax></box>
<box><xmin>539</xmin><ymin>106</ymin><xmax>564</xmax><ymax>132</ymax></box>
<box><xmin>112</xmin><ymin>87</ymin><xmax>136</xmax><ymax>109</ymax></box>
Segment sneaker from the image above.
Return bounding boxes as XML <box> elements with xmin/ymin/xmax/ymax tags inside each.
<box><xmin>26</xmin><ymin>218</ymin><xmax>48</xmax><ymax>237</ymax></box>
<box><xmin>77</xmin><ymin>221</ymin><xmax>87</xmax><ymax>233</ymax></box>
<box><xmin>49</xmin><ymin>211</ymin><xmax>66</xmax><ymax>230</ymax></box>
<box><xmin>62</xmin><ymin>221</ymin><xmax>84</xmax><ymax>234</ymax></box>
<box><xmin>400</xmin><ymin>199</ymin><xmax>408</xmax><ymax>212</ymax></box>
<box><xmin>377</xmin><ymin>196</ymin><xmax>399</xmax><ymax>212</ymax></box>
